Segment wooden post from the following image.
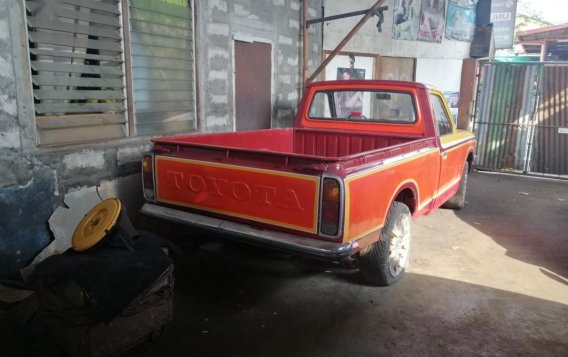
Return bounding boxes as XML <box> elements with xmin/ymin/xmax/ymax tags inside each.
<box><xmin>457</xmin><ymin>58</ymin><xmax>479</xmax><ymax>131</ymax></box>
<box><xmin>303</xmin><ymin>0</ymin><xmax>309</xmax><ymax>86</ymax></box>
<box><xmin>540</xmin><ymin>41</ymin><xmax>548</xmax><ymax>62</ymax></box>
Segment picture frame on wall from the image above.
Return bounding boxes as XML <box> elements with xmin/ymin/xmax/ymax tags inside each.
<box><xmin>323</xmin><ymin>53</ymin><xmax>376</xmax><ymax>81</ymax></box>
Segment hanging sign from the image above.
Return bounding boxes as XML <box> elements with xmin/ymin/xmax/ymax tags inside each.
<box><xmin>491</xmin><ymin>0</ymin><xmax>518</xmax><ymax>49</ymax></box>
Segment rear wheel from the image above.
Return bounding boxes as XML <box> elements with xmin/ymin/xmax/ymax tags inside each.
<box><xmin>359</xmin><ymin>202</ymin><xmax>412</xmax><ymax>286</ymax></box>
<box><xmin>443</xmin><ymin>163</ymin><xmax>469</xmax><ymax>210</ymax></box>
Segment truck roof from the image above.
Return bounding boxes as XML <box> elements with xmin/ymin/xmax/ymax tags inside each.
<box><xmin>306</xmin><ymin>79</ymin><xmax>431</xmax><ymax>90</ymax></box>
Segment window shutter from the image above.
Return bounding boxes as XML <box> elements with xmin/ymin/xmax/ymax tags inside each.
<box><xmin>129</xmin><ymin>0</ymin><xmax>196</xmax><ymax>135</ymax></box>
<box><xmin>26</xmin><ymin>0</ymin><xmax>126</xmax><ymax>146</ymax></box>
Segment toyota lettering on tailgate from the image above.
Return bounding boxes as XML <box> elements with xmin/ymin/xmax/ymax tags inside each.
<box><xmin>155</xmin><ymin>157</ymin><xmax>320</xmax><ymax>233</ymax></box>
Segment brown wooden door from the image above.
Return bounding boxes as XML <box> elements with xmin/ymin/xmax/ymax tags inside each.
<box><xmin>234</xmin><ymin>41</ymin><xmax>272</xmax><ymax>131</ymax></box>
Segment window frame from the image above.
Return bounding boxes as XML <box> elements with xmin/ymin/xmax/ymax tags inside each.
<box><xmin>307</xmin><ymin>89</ymin><xmax>418</xmax><ymax>125</ymax></box>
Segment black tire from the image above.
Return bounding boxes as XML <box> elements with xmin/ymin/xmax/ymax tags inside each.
<box><xmin>443</xmin><ymin>163</ymin><xmax>469</xmax><ymax>210</ymax></box>
<box><xmin>359</xmin><ymin>202</ymin><xmax>412</xmax><ymax>286</ymax></box>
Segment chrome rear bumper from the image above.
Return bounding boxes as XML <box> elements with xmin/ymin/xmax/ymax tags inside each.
<box><xmin>141</xmin><ymin>203</ymin><xmax>354</xmax><ymax>260</ymax></box>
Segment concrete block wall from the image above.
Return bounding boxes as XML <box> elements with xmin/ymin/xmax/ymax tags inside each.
<box><xmin>196</xmin><ymin>0</ymin><xmax>322</xmax><ymax>131</ymax></box>
<box><xmin>0</xmin><ymin>135</ymin><xmax>152</xmax><ymax>279</ymax></box>
<box><xmin>0</xmin><ymin>3</ymin><xmax>19</xmax><ymax>152</ymax></box>
<box><xmin>0</xmin><ymin>144</ymin><xmax>150</xmax><ymax>279</ymax></box>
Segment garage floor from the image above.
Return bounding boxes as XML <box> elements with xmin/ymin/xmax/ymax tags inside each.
<box><xmin>131</xmin><ymin>171</ymin><xmax>568</xmax><ymax>357</ymax></box>
<box><xmin>3</xmin><ymin>171</ymin><xmax>566</xmax><ymax>356</ymax></box>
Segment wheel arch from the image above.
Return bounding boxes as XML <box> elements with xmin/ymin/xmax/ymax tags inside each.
<box><xmin>466</xmin><ymin>149</ymin><xmax>475</xmax><ymax>172</ymax></box>
<box><xmin>391</xmin><ymin>180</ymin><xmax>418</xmax><ymax>214</ymax></box>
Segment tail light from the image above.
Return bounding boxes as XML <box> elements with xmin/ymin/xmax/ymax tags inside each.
<box><xmin>320</xmin><ymin>177</ymin><xmax>342</xmax><ymax>237</ymax></box>
<box><xmin>142</xmin><ymin>154</ymin><xmax>155</xmax><ymax>201</ymax></box>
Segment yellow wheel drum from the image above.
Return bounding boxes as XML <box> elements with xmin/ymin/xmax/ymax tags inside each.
<box><xmin>72</xmin><ymin>198</ymin><xmax>122</xmax><ymax>252</ymax></box>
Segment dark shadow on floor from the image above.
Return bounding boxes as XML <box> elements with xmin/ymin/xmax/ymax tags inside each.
<box><xmin>119</xmin><ymin>238</ymin><xmax>567</xmax><ymax>357</ymax></box>
<box><xmin>2</xmin><ymin>236</ymin><xmax>567</xmax><ymax>357</ymax></box>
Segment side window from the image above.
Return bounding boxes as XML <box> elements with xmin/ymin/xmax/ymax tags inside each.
<box><xmin>308</xmin><ymin>92</ymin><xmax>330</xmax><ymax>118</ymax></box>
<box><xmin>430</xmin><ymin>94</ymin><xmax>453</xmax><ymax>136</ymax></box>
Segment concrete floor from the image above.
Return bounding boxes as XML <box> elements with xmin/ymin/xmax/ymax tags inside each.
<box><xmin>2</xmin><ymin>171</ymin><xmax>566</xmax><ymax>356</ymax></box>
<box><xmin>132</xmin><ymin>171</ymin><xmax>568</xmax><ymax>357</ymax></box>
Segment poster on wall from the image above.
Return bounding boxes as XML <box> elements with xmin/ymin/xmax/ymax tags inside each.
<box><xmin>336</xmin><ymin>67</ymin><xmax>366</xmax><ymax>81</ymax></box>
<box><xmin>392</xmin><ymin>0</ymin><xmax>422</xmax><ymax>41</ymax></box>
<box><xmin>444</xmin><ymin>91</ymin><xmax>460</xmax><ymax>122</ymax></box>
<box><xmin>417</xmin><ymin>0</ymin><xmax>446</xmax><ymax>43</ymax></box>
<box><xmin>445</xmin><ymin>0</ymin><xmax>477</xmax><ymax>42</ymax></box>
<box><xmin>324</xmin><ymin>54</ymin><xmax>375</xmax><ymax>81</ymax></box>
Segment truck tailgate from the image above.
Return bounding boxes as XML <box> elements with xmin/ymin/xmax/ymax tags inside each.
<box><xmin>154</xmin><ymin>155</ymin><xmax>321</xmax><ymax>234</ymax></box>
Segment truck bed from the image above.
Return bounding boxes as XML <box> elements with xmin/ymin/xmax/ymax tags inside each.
<box><xmin>153</xmin><ymin>128</ymin><xmax>429</xmax><ymax>164</ymax></box>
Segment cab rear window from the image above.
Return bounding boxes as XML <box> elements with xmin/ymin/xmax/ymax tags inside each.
<box><xmin>308</xmin><ymin>90</ymin><xmax>416</xmax><ymax>124</ymax></box>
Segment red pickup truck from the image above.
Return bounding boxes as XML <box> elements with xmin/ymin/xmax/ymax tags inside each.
<box><xmin>141</xmin><ymin>80</ymin><xmax>475</xmax><ymax>285</ymax></box>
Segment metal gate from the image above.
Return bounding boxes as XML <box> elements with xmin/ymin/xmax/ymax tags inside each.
<box><xmin>474</xmin><ymin>62</ymin><xmax>568</xmax><ymax>177</ymax></box>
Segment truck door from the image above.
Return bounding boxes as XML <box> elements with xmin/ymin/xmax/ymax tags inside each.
<box><xmin>429</xmin><ymin>92</ymin><xmax>463</xmax><ymax>205</ymax></box>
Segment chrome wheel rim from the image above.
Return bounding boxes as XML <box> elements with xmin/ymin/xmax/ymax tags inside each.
<box><xmin>388</xmin><ymin>214</ymin><xmax>411</xmax><ymax>277</ymax></box>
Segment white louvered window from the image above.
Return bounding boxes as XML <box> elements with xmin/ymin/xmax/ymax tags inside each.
<box><xmin>129</xmin><ymin>0</ymin><xmax>196</xmax><ymax>135</ymax></box>
<box><xmin>26</xmin><ymin>0</ymin><xmax>196</xmax><ymax>146</ymax></box>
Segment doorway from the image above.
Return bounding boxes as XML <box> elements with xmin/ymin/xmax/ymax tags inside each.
<box><xmin>234</xmin><ymin>40</ymin><xmax>272</xmax><ymax>131</ymax></box>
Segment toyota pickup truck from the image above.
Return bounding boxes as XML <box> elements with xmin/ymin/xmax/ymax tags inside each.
<box><xmin>141</xmin><ymin>80</ymin><xmax>476</xmax><ymax>286</ymax></box>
